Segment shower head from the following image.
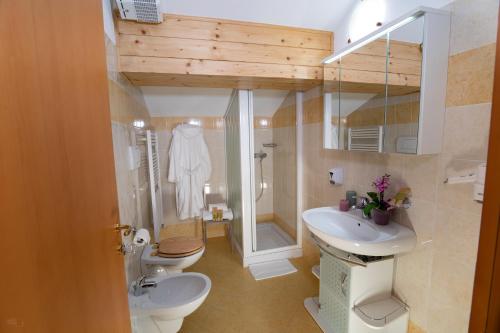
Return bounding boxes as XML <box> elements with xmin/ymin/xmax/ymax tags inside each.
<box><xmin>254</xmin><ymin>151</ymin><xmax>267</xmax><ymax>160</ymax></box>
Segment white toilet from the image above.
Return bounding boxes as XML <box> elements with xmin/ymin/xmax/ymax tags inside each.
<box><xmin>141</xmin><ymin>237</ymin><xmax>205</xmax><ymax>276</ymax></box>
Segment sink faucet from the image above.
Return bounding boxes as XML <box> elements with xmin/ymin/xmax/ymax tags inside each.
<box><xmin>132</xmin><ymin>275</ymin><xmax>157</xmax><ymax>296</ymax></box>
<box><xmin>352</xmin><ymin>196</ymin><xmax>371</xmax><ymax>219</ymax></box>
<box><xmin>354</xmin><ymin>196</ymin><xmax>369</xmax><ymax>210</ymax></box>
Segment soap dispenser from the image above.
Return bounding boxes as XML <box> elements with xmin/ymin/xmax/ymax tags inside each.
<box><xmin>329</xmin><ymin>168</ymin><xmax>343</xmax><ymax>185</ymax></box>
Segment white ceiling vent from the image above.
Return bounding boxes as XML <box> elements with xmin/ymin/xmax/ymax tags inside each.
<box><xmin>115</xmin><ymin>0</ymin><xmax>163</xmax><ymax>23</ymax></box>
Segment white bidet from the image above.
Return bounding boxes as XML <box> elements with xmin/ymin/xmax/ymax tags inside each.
<box><xmin>129</xmin><ymin>272</ymin><xmax>211</xmax><ymax>333</ymax></box>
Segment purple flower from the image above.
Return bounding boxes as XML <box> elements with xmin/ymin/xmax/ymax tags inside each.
<box><xmin>373</xmin><ymin>174</ymin><xmax>391</xmax><ymax>193</ymax></box>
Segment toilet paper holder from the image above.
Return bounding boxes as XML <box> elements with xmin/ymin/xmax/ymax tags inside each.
<box><xmin>115</xmin><ymin>225</ymin><xmax>152</xmax><ymax>256</ymax></box>
<box><xmin>114</xmin><ymin>224</ymin><xmax>136</xmax><ymax>237</ymax></box>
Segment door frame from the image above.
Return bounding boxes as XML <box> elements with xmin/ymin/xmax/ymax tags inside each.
<box><xmin>468</xmin><ymin>8</ymin><xmax>500</xmax><ymax>333</ymax></box>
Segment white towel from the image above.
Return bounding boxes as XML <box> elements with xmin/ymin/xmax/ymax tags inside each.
<box><xmin>208</xmin><ymin>203</ymin><xmax>228</xmax><ymax>211</ymax></box>
<box><xmin>168</xmin><ymin>124</ymin><xmax>211</xmax><ymax>220</ymax></box>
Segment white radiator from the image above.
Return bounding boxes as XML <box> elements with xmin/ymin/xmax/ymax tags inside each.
<box><xmin>348</xmin><ymin>126</ymin><xmax>384</xmax><ymax>153</ymax></box>
<box><xmin>146</xmin><ymin>130</ymin><xmax>163</xmax><ymax>242</ymax></box>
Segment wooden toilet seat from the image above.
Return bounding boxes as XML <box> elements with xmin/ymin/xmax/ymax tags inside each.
<box><xmin>156</xmin><ymin>237</ymin><xmax>204</xmax><ymax>258</ymax></box>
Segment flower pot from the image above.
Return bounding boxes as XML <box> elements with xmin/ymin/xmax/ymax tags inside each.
<box><xmin>372</xmin><ymin>208</ymin><xmax>390</xmax><ymax>225</ymax></box>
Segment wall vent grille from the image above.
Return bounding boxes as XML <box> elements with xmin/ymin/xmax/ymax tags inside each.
<box><xmin>133</xmin><ymin>0</ymin><xmax>162</xmax><ymax>23</ymax></box>
<box><xmin>116</xmin><ymin>0</ymin><xmax>163</xmax><ymax>24</ymax></box>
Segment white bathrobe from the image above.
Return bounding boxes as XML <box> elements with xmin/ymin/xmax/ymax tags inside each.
<box><xmin>168</xmin><ymin>124</ymin><xmax>211</xmax><ymax>220</ymax></box>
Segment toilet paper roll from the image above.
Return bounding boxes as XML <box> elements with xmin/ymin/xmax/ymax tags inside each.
<box><xmin>133</xmin><ymin>228</ymin><xmax>151</xmax><ymax>246</ymax></box>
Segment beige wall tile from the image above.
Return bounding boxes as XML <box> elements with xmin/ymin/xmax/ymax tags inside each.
<box><xmin>408</xmin><ymin>321</ymin><xmax>426</xmax><ymax>333</ymax></box>
<box><xmin>303</xmin><ymin>95</ymin><xmax>324</xmax><ymax>124</ymax></box>
<box><xmin>442</xmin><ymin>103</ymin><xmax>492</xmax><ymax>160</ymax></box>
<box><xmin>446</xmin><ymin>43</ymin><xmax>496</xmax><ymax>107</ymax></box>
<box><xmin>447</xmin><ymin>0</ymin><xmax>499</xmax><ymax>55</ymax></box>
<box><xmin>160</xmin><ymin>220</ymin><xmax>225</xmax><ymax>239</ymax></box>
<box><xmin>433</xmin><ymin>207</ymin><xmax>481</xmax><ymax>268</ymax></box>
<box><xmin>437</xmin><ymin>154</ymin><xmax>486</xmax><ymax>216</ymax></box>
<box><xmin>253</xmin><ymin>116</ymin><xmax>273</xmax><ymax>129</ymax></box>
<box><xmin>151</xmin><ymin>116</ymin><xmax>224</xmax><ymax>130</ymax></box>
<box><xmin>427</xmin><ymin>253</ymin><xmax>477</xmax><ymax>333</ymax></box>
<box><xmin>394</xmin><ymin>244</ymin><xmax>433</xmax><ymax>330</ymax></box>
<box><xmin>255</xmin><ymin>128</ymin><xmax>274</xmax><ymax>216</ymax></box>
<box><xmin>272</xmin><ymin>98</ymin><xmax>298</xmax><ymax>234</ymax></box>
<box><xmin>272</xmin><ymin>92</ymin><xmax>296</xmax><ymax>128</ymax></box>
<box><xmin>402</xmin><ymin>155</ymin><xmax>439</xmax><ymax>201</ymax></box>
<box><xmin>108</xmin><ymin>79</ymin><xmax>150</xmax><ymax>125</ymax></box>
<box><xmin>396</xmin><ymin>198</ymin><xmax>435</xmax><ymax>246</ymax></box>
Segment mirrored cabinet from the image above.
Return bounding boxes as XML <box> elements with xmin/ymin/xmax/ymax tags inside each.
<box><xmin>323</xmin><ymin>7</ymin><xmax>450</xmax><ymax>155</ymax></box>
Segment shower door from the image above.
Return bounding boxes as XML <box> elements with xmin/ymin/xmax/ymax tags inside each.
<box><xmin>224</xmin><ymin>90</ymin><xmax>253</xmax><ymax>256</ymax></box>
<box><xmin>250</xmin><ymin>90</ymin><xmax>301</xmax><ymax>255</ymax></box>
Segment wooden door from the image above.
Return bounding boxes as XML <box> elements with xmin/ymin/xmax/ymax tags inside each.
<box><xmin>469</xmin><ymin>7</ymin><xmax>500</xmax><ymax>333</ymax></box>
<box><xmin>0</xmin><ymin>1</ymin><xmax>131</xmax><ymax>332</ymax></box>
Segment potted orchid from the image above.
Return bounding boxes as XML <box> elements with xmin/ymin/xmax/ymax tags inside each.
<box><xmin>363</xmin><ymin>174</ymin><xmax>411</xmax><ymax>225</ymax></box>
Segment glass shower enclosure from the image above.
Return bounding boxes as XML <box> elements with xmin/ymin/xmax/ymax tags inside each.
<box><xmin>225</xmin><ymin>89</ymin><xmax>303</xmax><ymax>266</ymax></box>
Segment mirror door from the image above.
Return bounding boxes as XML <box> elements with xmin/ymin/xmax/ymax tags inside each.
<box><xmin>339</xmin><ymin>36</ymin><xmax>388</xmax><ymax>152</ymax></box>
<box><xmin>384</xmin><ymin>16</ymin><xmax>424</xmax><ymax>154</ymax></box>
<box><xmin>323</xmin><ymin>15</ymin><xmax>426</xmax><ymax>155</ymax></box>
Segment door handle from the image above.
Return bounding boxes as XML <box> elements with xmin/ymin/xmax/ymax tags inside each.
<box><xmin>114</xmin><ymin>224</ymin><xmax>134</xmax><ymax>236</ymax></box>
<box><xmin>114</xmin><ymin>224</ymin><xmax>135</xmax><ymax>256</ymax></box>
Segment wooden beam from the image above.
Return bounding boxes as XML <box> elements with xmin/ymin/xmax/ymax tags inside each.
<box><xmin>118</xmin><ymin>35</ymin><xmax>330</xmax><ymax>67</ymax></box>
<box><xmin>116</xmin><ymin>13</ymin><xmax>331</xmax><ymax>88</ymax></box>
<box><xmin>117</xmin><ymin>14</ymin><xmax>332</xmax><ymax>51</ymax></box>
<box><xmin>122</xmin><ymin>72</ymin><xmax>321</xmax><ymax>90</ymax></box>
<box><xmin>116</xmin><ymin>14</ymin><xmax>419</xmax><ymax>91</ymax></box>
<box><xmin>120</xmin><ymin>56</ymin><xmax>322</xmax><ymax>79</ymax></box>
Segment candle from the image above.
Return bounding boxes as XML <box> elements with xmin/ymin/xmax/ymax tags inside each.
<box><xmin>339</xmin><ymin>199</ymin><xmax>350</xmax><ymax>212</ymax></box>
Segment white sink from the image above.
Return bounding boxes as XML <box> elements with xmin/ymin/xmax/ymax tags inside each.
<box><xmin>302</xmin><ymin>207</ymin><xmax>416</xmax><ymax>256</ymax></box>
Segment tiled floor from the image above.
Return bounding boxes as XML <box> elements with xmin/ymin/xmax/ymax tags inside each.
<box><xmin>181</xmin><ymin>237</ymin><xmax>322</xmax><ymax>333</ymax></box>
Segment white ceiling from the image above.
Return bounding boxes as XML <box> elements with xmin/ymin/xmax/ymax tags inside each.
<box><xmin>161</xmin><ymin>0</ymin><xmax>356</xmax><ymax>31</ymax></box>
<box><xmin>253</xmin><ymin>90</ymin><xmax>290</xmax><ymax>117</ymax></box>
<box><xmin>141</xmin><ymin>87</ymin><xmax>232</xmax><ymax>117</ymax></box>
<box><xmin>141</xmin><ymin>87</ymin><xmax>289</xmax><ymax>117</ymax></box>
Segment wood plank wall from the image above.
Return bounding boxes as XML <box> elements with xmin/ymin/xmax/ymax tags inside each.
<box><xmin>117</xmin><ymin>14</ymin><xmax>333</xmax><ymax>90</ymax></box>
